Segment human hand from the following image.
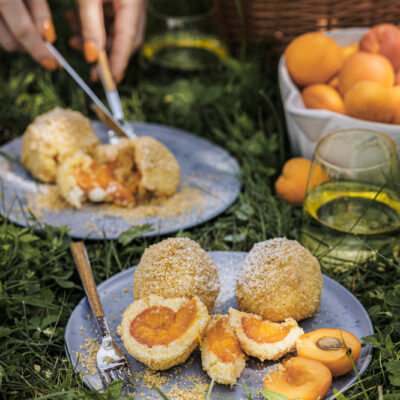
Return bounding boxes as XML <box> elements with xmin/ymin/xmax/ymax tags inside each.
<box><xmin>0</xmin><ymin>0</ymin><xmax>57</xmax><ymax>70</ymax></box>
<box><xmin>72</xmin><ymin>0</ymin><xmax>147</xmax><ymax>83</ymax></box>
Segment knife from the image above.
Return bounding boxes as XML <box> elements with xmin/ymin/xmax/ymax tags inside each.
<box><xmin>45</xmin><ymin>42</ymin><xmax>136</xmax><ymax>140</ymax></box>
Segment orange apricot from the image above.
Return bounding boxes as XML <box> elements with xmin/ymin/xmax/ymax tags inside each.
<box><xmin>129</xmin><ymin>298</ymin><xmax>197</xmax><ymax>347</ymax></box>
<box><xmin>296</xmin><ymin>328</ymin><xmax>361</xmax><ymax>377</ymax></box>
<box><xmin>206</xmin><ymin>316</ymin><xmax>242</xmax><ymax>363</ymax></box>
<box><xmin>263</xmin><ymin>356</ymin><xmax>332</xmax><ymax>400</ymax></box>
<box><xmin>285</xmin><ymin>32</ymin><xmax>342</xmax><ymax>86</ymax></box>
<box><xmin>338</xmin><ymin>51</ymin><xmax>395</xmax><ymax>95</ymax></box>
<box><xmin>302</xmin><ymin>84</ymin><xmax>345</xmax><ymax>114</ymax></box>
<box><xmin>360</xmin><ymin>23</ymin><xmax>400</xmax><ymax>71</ymax></box>
<box><xmin>341</xmin><ymin>42</ymin><xmax>359</xmax><ymax>61</ymax></box>
<box><xmin>344</xmin><ymin>80</ymin><xmax>395</xmax><ymax>123</ymax></box>
<box><xmin>242</xmin><ymin>315</ymin><xmax>292</xmax><ymax>344</ymax></box>
<box><xmin>275</xmin><ymin>158</ymin><xmax>329</xmax><ymax>204</ymax></box>
<box><xmin>74</xmin><ymin>162</ymin><xmax>135</xmax><ymax>205</ymax></box>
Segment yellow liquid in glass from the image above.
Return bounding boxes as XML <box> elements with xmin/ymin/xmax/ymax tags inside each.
<box><xmin>301</xmin><ymin>181</ymin><xmax>400</xmax><ymax>264</ymax></box>
<box><xmin>140</xmin><ymin>31</ymin><xmax>228</xmax><ymax>72</ymax></box>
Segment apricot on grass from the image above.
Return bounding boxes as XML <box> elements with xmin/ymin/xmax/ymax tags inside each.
<box><xmin>263</xmin><ymin>356</ymin><xmax>332</xmax><ymax>400</ymax></box>
<box><xmin>338</xmin><ymin>51</ymin><xmax>395</xmax><ymax>96</ymax></box>
<box><xmin>296</xmin><ymin>328</ymin><xmax>361</xmax><ymax>377</ymax></box>
<box><xmin>302</xmin><ymin>84</ymin><xmax>345</xmax><ymax>114</ymax></box>
<box><xmin>344</xmin><ymin>81</ymin><xmax>395</xmax><ymax>123</ymax></box>
<box><xmin>360</xmin><ymin>23</ymin><xmax>400</xmax><ymax>71</ymax></box>
<box><xmin>285</xmin><ymin>32</ymin><xmax>342</xmax><ymax>87</ymax></box>
<box><xmin>275</xmin><ymin>158</ymin><xmax>329</xmax><ymax>204</ymax></box>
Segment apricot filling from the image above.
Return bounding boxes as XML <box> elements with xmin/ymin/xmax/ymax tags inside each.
<box><xmin>74</xmin><ymin>162</ymin><xmax>136</xmax><ymax>205</ymax></box>
<box><xmin>206</xmin><ymin>316</ymin><xmax>242</xmax><ymax>363</ymax></box>
<box><xmin>242</xmin><ymin>316</ymin><xmax>291</xmax><ymax>344</ymax></box>
<box><xmin>263</xmin><ymin>356</ymin><xmax>332</xmax><ymax>400</ymax></box>
<box><xmin>296</xmin><ymin>328</ymin><xmax>361</xmax><ymax>376</ymax></box>
<box><xmin>129</xmin><ymin>298</ymin><xmax>197</xmax><ymax>347</ymax></box>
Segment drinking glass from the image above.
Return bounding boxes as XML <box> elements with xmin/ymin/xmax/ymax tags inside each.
<box><xmin>139</xmin><ymin>0</ymin><xmax>228</xmax><ymax>81</ymax></box>
<box><xmin>301</xmin><ymin>129</ymin><xmax>400</xmax><ymax>266</ymax></box>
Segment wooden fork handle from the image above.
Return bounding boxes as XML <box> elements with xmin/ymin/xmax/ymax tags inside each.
<box><xmin>70</xmin><ymin>241</ymin><xmax>104</xmax><ymax>318</ymax></box>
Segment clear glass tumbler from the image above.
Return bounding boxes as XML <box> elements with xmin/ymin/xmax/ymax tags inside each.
<box><xmin>139</xmin><ymin>0</ymin><xmax>228</xmax><ymax>81</ymax></box>
<box><xmin>301</xmin><ymin>129</ymin><xmax>400</xmax><ymax>266</ymax></box>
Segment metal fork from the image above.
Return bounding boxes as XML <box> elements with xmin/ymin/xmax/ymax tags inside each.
<box><xmin>70</xmin><ymin>242</ymin><xmax>132</xmax><ymax>385</ymax></box>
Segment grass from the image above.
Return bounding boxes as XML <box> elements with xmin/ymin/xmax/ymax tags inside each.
<box><xmin>0</xmin><ymin>2</ymin><xmax>400</xmax><ymax>399</ymax></box>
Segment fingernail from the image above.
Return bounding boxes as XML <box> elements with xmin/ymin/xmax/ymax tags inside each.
<box><xmin>42</xmin><ymin>20</ymin><xmax>56</xmax><ymax>43</ymax></box>
<box><xmin>68</xmin><ymin>37</ymin><xmax>82</xmax><ymax>51</ymax></box>
<box><xmin>90</xmin><ymin>68</ymin><xmax>99</xmax><ymax>82</ymax></box>
<box><xmin>84</xmin><ymin>41</ymin><xmax>98</xmax><ymax>63</ymax></box>
<box><xmin>41</xmin><ymin>58</ymin><xmax>58</xmax><ymax>71</ymax></box>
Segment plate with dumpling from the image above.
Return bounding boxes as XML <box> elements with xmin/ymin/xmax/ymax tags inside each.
<box><xmin>65</xmin><ymin>238</ymin><xmax>373</xmax><ymax>399</ymax></box>
<box><xmin>0</xmin><ymin>107</ymin><xmax>240</xmax><ymax>239</ymax></box>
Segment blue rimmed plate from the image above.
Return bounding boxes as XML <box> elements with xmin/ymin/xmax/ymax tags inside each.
<box><xmin>65</xmin><ymin>251</ymin><xmax>373</xmax><ymax>399</ymax></box>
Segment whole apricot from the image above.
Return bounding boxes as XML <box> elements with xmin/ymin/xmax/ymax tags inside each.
<box><xmin>341</xmin><ymin>42</ymin><xmax>359</xmax><ymax>61</ymax></box>
<box><xmin>338</xmin><ymin>51</ymin><xmax>395</xmax><ymax>95</ymax></box>
<box><xmin>344</xmin><ymin>81</ymin><xmax>395</xmax><ymax>123</ymax></box>
<box><xmin>275</xmin><ymin>158</ymin><xmax>329</xmax><ymax>204</ymax></box>
<box><xmin>360</xmin><ymin>23</ymin><xmax>400</xmax><ymax>71</ymax></box>
<box><xmin>302</xmin><ymin>84</ymin><xmax>345</xmax><ymax>114</ymax></box>
<box><xmin>285</xmin><ymin>32</ymin><xmax>342</xmax><ymax>87</ymax></box>
<box><xmin>296</xmin><ymin>328</ymin><xmax>361</xmax><ymax>377</ymax></box>
<box><xmin>263</xmin><ymin>356</ymin><xmax>332</xmax><ymax>400</ymax></box>
<box><xmin>389</xmin><ymin>86</ymin><xmax>400</xmax><ymax>124</ymax></box>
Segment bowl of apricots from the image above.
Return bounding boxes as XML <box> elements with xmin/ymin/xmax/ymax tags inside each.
<box><xmin>278</xmin><ymin>25</ymin><xmax>400</xmax><ymax>159</ymax></box>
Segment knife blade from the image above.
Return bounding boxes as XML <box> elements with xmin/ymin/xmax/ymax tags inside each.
<box><xmin>45</xmin><ymin>42</ymin><xmax>136</xmax><ymax>140</ymax></box>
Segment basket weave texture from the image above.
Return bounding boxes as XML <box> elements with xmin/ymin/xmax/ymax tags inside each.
<box><xmin>217</xmin><ymin>0</ymin><xmax>400</xmax><ymax>55</ymax></box>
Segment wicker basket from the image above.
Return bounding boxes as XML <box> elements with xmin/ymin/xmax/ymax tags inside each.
<box><xmin>217</xmin><ymin>0</ymin><xmax>400</xmax><ymax>55</ymax></box>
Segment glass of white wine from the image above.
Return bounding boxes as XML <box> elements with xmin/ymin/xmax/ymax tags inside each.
<box><xmin>139</xmin><ymin>0</ymin><xmax>228</xmax><ymax>82</ymax></box>
<box><xmin>301</xmin><ymin>129</ymin><xmax>400</xmax><ymax>266</ymax></box>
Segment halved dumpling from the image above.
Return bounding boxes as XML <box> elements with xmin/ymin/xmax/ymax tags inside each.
<box><xmin>228</xmin><ymin>308</ymin><xmax>303</xmax><ymax>361</ymax></box>
<box><xmin>201</xmin><ymin>315</ymin><xmax>246</xmax><ymax>384</ymax></box>
<box><xmin>56</xmin><ymin>151</ymin><xmax>135</xmax><ymax>209</ymax></box>
<box><xmin>118</xmin><ymin>295</ymin><xmax>210</xmax><ymax>370</ymax></box>
<box><xmin>133</xmin><ymin>136</ymin><xmax>180</xmax><ymax>198</ymax></box>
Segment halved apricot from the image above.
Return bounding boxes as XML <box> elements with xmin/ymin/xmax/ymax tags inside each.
<box><xmin>206</xmin><ymin>316</ymin><xmax>242</xmax><ymax>363</ymax></box>
<box><xmin>129</xmin><ymin>298</ymin><xmax>197</xmax><ymax>347</ymax></box>
<box><xmin>296</xmin><ymin>328</ymin><xmax>361</xmax><ymax>376</ymax></box>
<box><xmin>263</xmin><ymin>356</ymin><xmax>332</xmax><ymax>400</ymax></box>
<box><xmin>242</xmin><ymin>316</ymin><xmax>292</xmax><ymax>344</ymax></box>
<box><xmin>74</xmin><ymin>162</ymin><xmax>135</xmax><ymax>205</ymax></box>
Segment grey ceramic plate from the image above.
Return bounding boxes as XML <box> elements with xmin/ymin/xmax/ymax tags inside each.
<box><xmin>65</xmin><ymin>251</ymin><xmax>373</xmax><ymax>399</ymax></box>
<box><xmin>0</xmin><ymin>122</ymin><xmax>240</xmax><ymax>239</ymax></box>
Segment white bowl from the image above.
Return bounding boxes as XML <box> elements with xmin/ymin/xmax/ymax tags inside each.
<box><xmin>278</xmin><ymin>27</ymin><xmax>400</xmax><ymax>159</ymax></box>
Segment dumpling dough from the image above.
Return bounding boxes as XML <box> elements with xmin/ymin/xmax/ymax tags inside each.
<box><xmin>133</xmin><ymin>238</ymin><xmax>220</xmax><ymax>312</ymax></box>
<box><xmin>21</xmin><ymin>107</ymin><xmax>99</xmax><ymax>183</ymax></box>
<box><xmin>119</xmin><ymin>295</ymin><xmax>210</xmax><ymax>370</ymax></box>
<box><xmin>236</xmin><ymin>238</ymin><xmax>323</xmax><ymax>322</ymax></box>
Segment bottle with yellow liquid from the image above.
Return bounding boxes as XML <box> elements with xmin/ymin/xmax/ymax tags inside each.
<box><xmin>139</xmin><ymin>0</ymin><xmax>228</xmax><ymax>84</ymax></box>
<box><xmin>300</xmin><ymin>130</ymin><xmax>400</xmax><ymax>266</ymax></box>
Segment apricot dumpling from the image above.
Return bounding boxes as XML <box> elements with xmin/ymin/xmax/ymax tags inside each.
<box><xmin>21</xmin><ymin>107</ymin><xmax>100</xmax><ymax>183</ymax></box>
<box><xmin>118</xmin><ymin>295</ymin><xmax>210</xmax><ymax>370</ymax></box>
<box><xmin>133</xmin><ymin>238</ymin><xmax>220</xmax><ymax>312</ymax></box>
<box><xmin>229</xmin><ymin>308</ymin><xmax>303</xmax><ymax>361</ymax></box>
<box><xmin>236</xmin><ymin>238</ymin><xmax>323</xmax><ymax>322</ymax></box>
<box><xmin>201</xmin><ymin>315</ymin><xmax>246</xmax><ymax>384</ymax></box>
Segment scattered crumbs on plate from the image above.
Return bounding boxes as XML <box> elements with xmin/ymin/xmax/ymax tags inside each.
<box><xmin>74</xmin><ymin>338</ymin><xmax>100</xmax><ymax>375</ymax></box>
<box><xmin>25</xmin><ymin>180</ymin><xmax>209</xmax><ymax>227</ymax></box>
